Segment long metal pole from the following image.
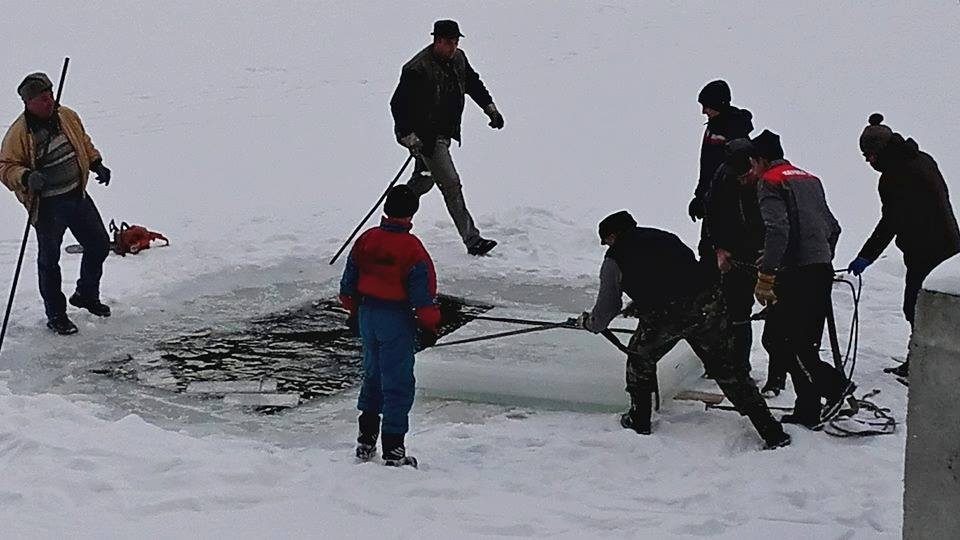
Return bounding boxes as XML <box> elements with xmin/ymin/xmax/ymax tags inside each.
<box><xmin>328</xmin><ymin>153</ymin><xmax>414</xmax><ymax>265</ymax></box>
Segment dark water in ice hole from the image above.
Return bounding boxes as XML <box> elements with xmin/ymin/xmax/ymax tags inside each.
<box><xmin>89</xmin><ymin>295</ymin><xmax>492</xmax><ymax>408</ymax></box>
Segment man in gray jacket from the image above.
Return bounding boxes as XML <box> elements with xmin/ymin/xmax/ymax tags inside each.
<box><xmin>574</xmin><ymin>211</ymin><xmax>789</xmax><ymax>449</ymax></box>
<box><xmin>749</xmin><ymin>130</ymin><xmax>852</xmax><ymax>427</ymax></box>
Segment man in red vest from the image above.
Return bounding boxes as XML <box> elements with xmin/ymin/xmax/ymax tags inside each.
<box><xmin>339</xmin><ymin>185</ymin><xmax>441</xmax><ymax>468</ymax></box>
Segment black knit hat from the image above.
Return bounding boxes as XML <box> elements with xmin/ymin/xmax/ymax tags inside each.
<box><xmin>598</xmin><ymin>210</ymin><xmax>636</xmax><ymax>242</ymax></box>
<box><xmin>725</xmin><ymin>138</ymin><xmax>754</xmax><ymax>176</ymax></box>
<box><xmin>17</xmin><ymin>72</ymin><xmax>53</xmax><ymax>102</ymax></box>
<box><xmin>698</xmin><ymin>80</ymin><xmax>731</xmax><ymax>110</ymax></box>
<box><xmin>432</xmin><ymin>19</ymin><xmax>464</xmax><ymax>38</ymax></box>
<box><xmin>384</xmin><ymin>185</ymin><xmax>419</xmax><ymax>218</ymax></box>
<box><xmin>859</xmin><ymin>113</ymin><xmax>894</xmax><ymax>155</ymax></box>
<box><xmin>749</xmin><ymin>130</ymin><xmax>784</xmax><ymax>161</ymax></box>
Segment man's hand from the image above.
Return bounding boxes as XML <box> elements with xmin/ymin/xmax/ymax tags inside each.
<box><xmin>848</xmin><ymin>256</ymin><xmax>871</xmax><ymax>276</ymax></box>
<box><xmin>754</xmin><ymin>272</ymin><xmax>777</xmax><ymax>306</ymax></box>
<box><xmin>484</xmin><ymin>104</ymin><xmax>504</xmax><ymax>129</ymax></box>
<box><xmin>418</xmin><ymin>327</ymin><xmax>438</xmax><ymax>348</ymax></box>
<box><xmin>688</xmin><ymin>196</ymin><xmax>705</xmax><ymax>221</ymax></box>
<box><xmin>565</xmin><ymin>311</ymin><xmax>591</xmax><ymax>330</ymax></box>
<box><xmin>716</xmin><ymin>248</ymin><xmax>733</xmax><ymax>273</ymax></box>
<box><xmin>399</xmin><ymin>133</ymin><xmax>423</xmax><ymax>155</ymax></box>
<box><xmin>23</xmin><ymin>170</ymin><xmax>46</xmax><ymax>193</ymax></box>
<box><xmin>93</xmin><ymin>162</ymin><xmax>111</xmax><ymax>186</ymax></box>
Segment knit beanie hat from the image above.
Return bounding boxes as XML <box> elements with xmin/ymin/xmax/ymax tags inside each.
<box><xmin>749</xmin><ymin>130</ymin><xmax>784</xmax><ymax>161</ymax></box>
<box><xmin>384</xmin><ymin>185</ymin><xmax>419</xmax><ymax>218</ymax></box>
<box><xmin>698</xmin><ymin>80</ymin><xmax>731</xmax><ymax>110</ymax></box>
<box><xmin>859</xmin><ymin>113</ymin><xmax>894</xmax><ymax>155</ymax></box>
<box><xmin>725</xmin><ymin>138</ymin><xmax>754</xmax><ymax>176</ymax></box>
<box><xmin>17</xmin><ymin>72</ymin><xmax>53</xmax><ymax>102</ymax></box>
<box><xmin>598</xmin><ymin>210</ymin><xmax>637</xmax><ymax>241</ymax></box>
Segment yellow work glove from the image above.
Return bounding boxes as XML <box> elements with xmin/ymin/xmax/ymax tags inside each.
<box><xmin>755</xmin><ymin>272</ymin><xmax>777</xmax><ymax>306</ymax></box>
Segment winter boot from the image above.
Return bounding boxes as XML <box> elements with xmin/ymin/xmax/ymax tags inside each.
<box><xmin>883</xmin><ymin>361</ymin><xmax>909</xmax><ymax>378</ymax></box>
<box><xmin>69</xmin><ymin>293</ymin><xmax>111</xmax><ymax>317</ymax></box>
<box><xmin>620</xmin><ymin>391</ymin><xmax>653</xmax><ymax>435</ymax></box>
<box><xmin>355</xmin><ymin>411</ymin><xmax>380</xmax><ymax>462</ymax></box>
<box><xmin>467</xmin><ymin>238</ymin><xmax>497</xmax><ymax>256</ymax></box>
<box><xmin>746</xmin><ymin>408</ymin><xmax>791</xmax><ymax>450</ymax></box>
<box><xmin>382</xmin><ymin>433</ymin><xmax>418</xmax><ymax>468</ymax></box>
<box><xmin>780</xmin><ymin>411</ymin><xmax>821</xmax><ymax>430</ymax></box>
<box><xmin>822</xmin><ymin>380</ymin><xmax>857</xmax><ymax>420</ymax></box>
<box><xmin>760</xmin><ymin>378</ymin><xmax>784</xmax><ymax>398</ymax></box>
<box><xmin>46</xmin><ymin>314</ymin><xmax>78</xmax><ymax>335</ymax></box>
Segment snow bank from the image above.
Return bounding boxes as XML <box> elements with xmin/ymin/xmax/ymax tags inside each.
<box><xmin>922</xmin><ymin>253</ymin><xmax>960</xmax><ymax>297</ymax></box>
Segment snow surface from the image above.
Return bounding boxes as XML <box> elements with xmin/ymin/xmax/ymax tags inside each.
<box><xmin>924</xmin><ymin>253</ymin><xmax>960</xmax><ymax>297</ymax></box>
<box><xmin>2</xmin><ymin>1</ymin><xmax>958</xmax><ymax>537</ymax></box>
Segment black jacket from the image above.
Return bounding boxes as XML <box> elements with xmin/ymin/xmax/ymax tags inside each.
<box><xmin>606</xmin><ymin>226</ymin><xmax>709</xmax><ymax>311</ymax></box>
<box><xmin>695</xmin><ymin>106</ymin><xmax>754</xmax><ymax>200</ymax></box>
<box><xmin>706</xmin><ymin>163</ymin><xmax>764</xmax><ymax>261</ymax></box>
<box><xmin>390</xmin><ymin>45</ymin><xmax>493</xmax><ymax>157</ymax></box>
<box><xmin>858</xmin><ymin>135</ymin><xmax>960</xmax><ymax>268</ymax></box>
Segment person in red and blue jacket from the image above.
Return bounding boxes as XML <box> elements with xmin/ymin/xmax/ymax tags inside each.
<box><xmin>339</xmin><ymin>185</ymin><xmax>440</xmax><ymax>467</ymax></box>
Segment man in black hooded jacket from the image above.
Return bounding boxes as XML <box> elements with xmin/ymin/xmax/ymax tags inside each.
<box><xmin>706</xmin><ymin>139</ymin><xmax>790</xmax><ymax>395</ymax></box>
<box><xmin>690</xmin><ymin>80</ymin><xmax>754</xmax><ymax>274</ymax></box>
<box><xmin>573</xmin><ymin>210</ymin><xmax>790</xmax><ymax>450</ymax></box>
<box><xmin>848</xmin><ymin>114</ymin><xmax>960</xmax><ymax>377</ymax></box>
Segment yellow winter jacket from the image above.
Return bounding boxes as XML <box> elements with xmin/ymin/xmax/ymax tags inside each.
<box><xmin>0</xmin><ymin>106</ymin><xmax>102</xmax><ymax>221</ymax></box>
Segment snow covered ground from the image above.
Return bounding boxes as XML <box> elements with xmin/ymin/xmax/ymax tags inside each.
<box><xmin>2</xmin><ymin>1</ymin><xmax>958</xmax><ymax>537</ymax></box>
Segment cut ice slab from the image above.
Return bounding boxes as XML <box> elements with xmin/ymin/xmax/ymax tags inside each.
<box><xmin>222</xmin><ymin>393</ymin><xmax>300</xmax><ymax>407</ymax></box>
<box><xmin>415</xmin><ymin>309</ymin><xmax>703</xmax><ymax>411</ymax></box>
<box><xmin>186</xmin><ymin>379</ymin><xmax>279</xmax><ymax>394</ymax></box>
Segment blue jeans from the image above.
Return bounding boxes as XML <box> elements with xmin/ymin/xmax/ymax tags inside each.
<box><xmin>357</xmin><ymin>300</ymin><xmax>417</xmax><ymax>435</ymax></box>
<box><xmin>34</xmin><ymin>190</ymin><xmax>110</xmax><ymax>320</ymax></box>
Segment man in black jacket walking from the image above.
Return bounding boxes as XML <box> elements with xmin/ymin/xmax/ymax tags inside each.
<box><xmin>574</xmin><ymin>211</ymin><xmax>789</xmax><ymax>449</ymax></box>
<box><xmin>848</xmin><ymin>114</ymin><xmax>960</xmax><ymax>377</ymax></box>
<box><xmin>390</xmin><ymin>20</ymin><xmax>503</xmax><ymax>256</ymax></box>
<box><xmin>690</xmin><ymin>80</ymin><xmax>754</xmax><ymax>274</ymax></box>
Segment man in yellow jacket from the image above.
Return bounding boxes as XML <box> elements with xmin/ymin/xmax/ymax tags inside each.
<box><xmin>0</xmin><ymin>73</ymin><xmax>113</xmax><ymax>335</ymax></box>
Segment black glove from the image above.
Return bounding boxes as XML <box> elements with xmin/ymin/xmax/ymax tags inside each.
<box><xmin>398</xmin><ymin>133</ymin><xmax>423</xmax><ymax>156</ymax></box>
<box><xmin>417</xmin><ymin>328</ymin><xmax>438</xmax><ymax>348</ymax></box>
<box><xmin>564</xmin><ymin>312</ymin><xmax>590</xmax><ymax>330</ymax></box>
<box><xmin>484</xmin><ymin>104</ymin><xmax>504</xmax><ymax>129</ymax></box>
<box><xmin>688</xmin><ymin>196</ymin><xmax>705</xmax><ymax>221</ymax></box>
<box><xmin>346</xmin><ymin>313</ymin><xmax>360</xmax><ymax>337</ymax></box>
<box><xmin>22</xmin><ymin>170</ymin><xmax>46</xmax><ymax>193</ymax></box>
<box><xmin>93</xmin><ymin>161</ymin><xmax>111</xmax><ymax>186</ymax></box>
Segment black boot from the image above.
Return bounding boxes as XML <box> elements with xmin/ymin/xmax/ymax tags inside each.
<box><xmin>780</xmin><ymin>411</ymin><xmax>821</xmax><ymax>429</ymax></box>
<box><xmin>46</xmin><ymin>314</ymin><xmax>78</xmax><ymax>335</ymax></box>
<box><xmin>382</xmin><ymin>433</ymin><xmax>418</xmax><ymax>468</ymax></box>
<box><xmin>69</xmin><ymin>293</ymin><xmax>111</xmax><ymax>317</ymax></box>
<box><xmin>355</xmin><ymin>411</ymin><xmax>380</xmax><ymax>461</ymax></box>
<box><xmin>883</xmin><ymin>361</ymin><xmax>909</xmax><ymax>378</ymax></box>
<box><xmin>467</xmin><ymin>238</ymin><xmax>497</xmax><ymax>256</ymax></box>
<box><xmin>760</xmin><ymin>378</ymin><xmax>784</xmax><ymax>398</ymax></box>
<box><xmin>620</xmin><ymin>391</ymin><xmax>652</xmax><ymax>435</ymax></box>
<box><xmin>746</xmin><ymin>409</ymin><xmax>791</xmax><ymax>450</ymax></box>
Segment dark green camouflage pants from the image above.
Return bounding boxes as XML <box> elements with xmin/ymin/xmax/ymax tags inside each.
<box><xmin>625</xmin><ymin>288</ymin><xmax>772</xmax><ymax>420</ymax></box>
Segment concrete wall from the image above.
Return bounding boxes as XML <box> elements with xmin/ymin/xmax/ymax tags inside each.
<box><xmin>903</xmin><ymin>286</ymin><xmax>960</xmax><ymax>539</ymax></box>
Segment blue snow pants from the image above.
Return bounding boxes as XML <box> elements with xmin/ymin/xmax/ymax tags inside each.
<box><xmin>357</xmin><ymin>299</ymin><xmax>417</xmax><ymax>435</ymax></box>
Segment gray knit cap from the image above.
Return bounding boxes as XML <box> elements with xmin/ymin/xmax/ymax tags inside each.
<box><xmin>17</xmin><ymin>72</ymin><xmax>53</xmax><ymax>102</ymax></box>
<box><xmin>859</xmin><ymin>113</ymin><xmax>894</xmax><ymax>155</ymax></box>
